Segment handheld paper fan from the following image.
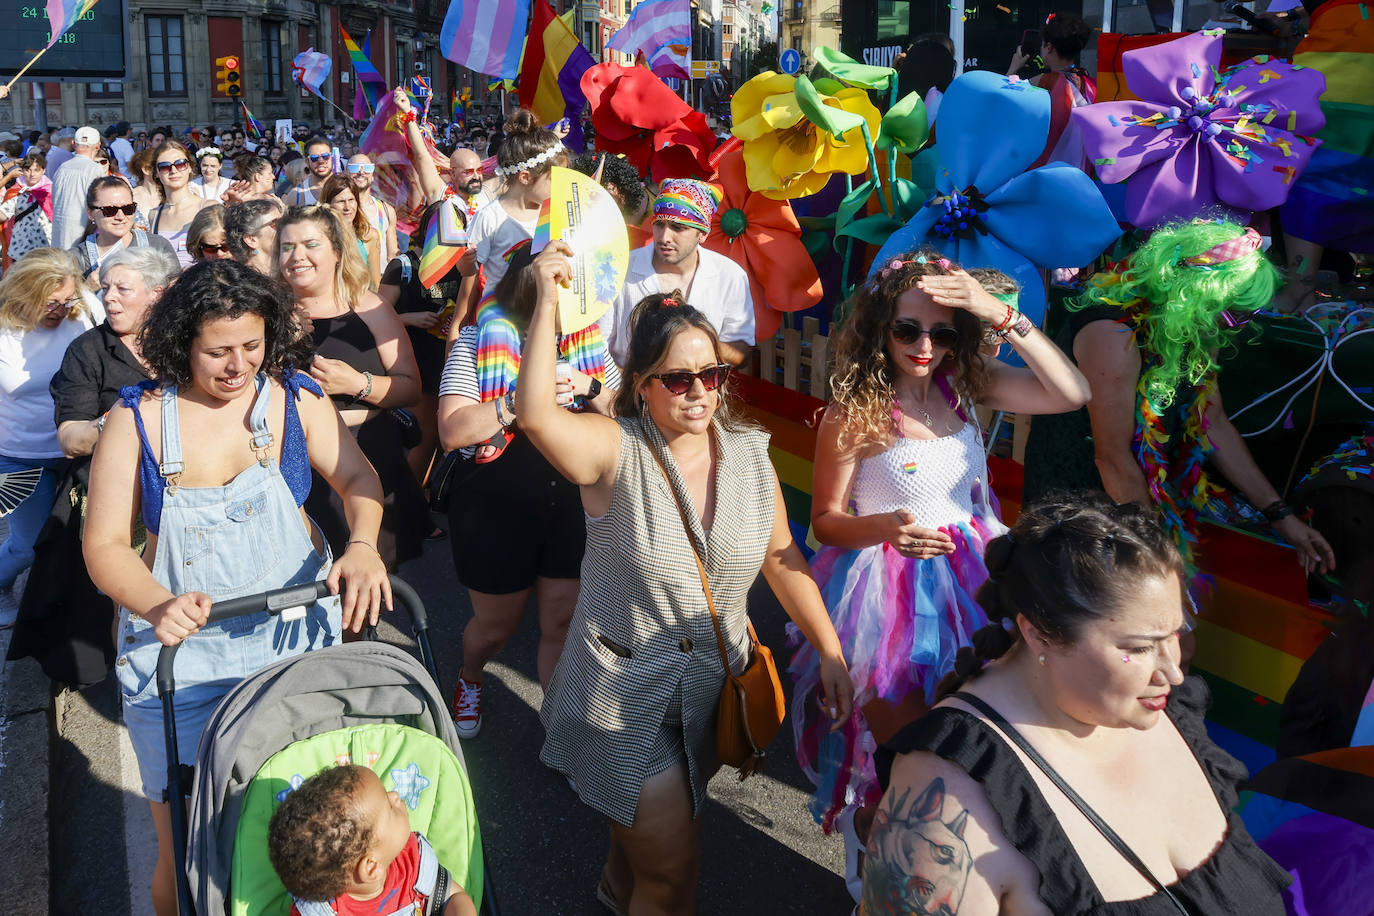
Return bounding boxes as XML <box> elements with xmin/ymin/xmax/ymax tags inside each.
<box><xmin>0</xmin><ymin>468</ymin><xmax>43</xmax><ymax>517</ymax></box>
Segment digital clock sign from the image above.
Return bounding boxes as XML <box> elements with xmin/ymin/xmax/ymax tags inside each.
<box><xmin>4</xmin><ymin>0</ymin><xmax>130</xmax><ymax>81</ymax></box>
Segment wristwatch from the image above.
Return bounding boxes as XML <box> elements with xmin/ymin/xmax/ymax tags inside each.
<box><xmin>586</xmin><ymin>377</ymin><xmax>602</xmax><ymax>401</ymax></box>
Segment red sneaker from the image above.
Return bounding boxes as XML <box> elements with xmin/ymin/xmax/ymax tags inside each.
<box><xmin>452</xmin><ymin>674</ymin><xmax>483</xmax><ymax>738</ymax></box>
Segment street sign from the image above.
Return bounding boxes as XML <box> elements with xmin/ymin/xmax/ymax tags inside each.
<box><xmin>779</xmin><ymin>47</ymin><xmax>801</xmax><ymax>75</ymax></box>
<box><xmin>690</xmin><ymin>60</ymin><xmax>720</xmax><ymax>78</ymax></box>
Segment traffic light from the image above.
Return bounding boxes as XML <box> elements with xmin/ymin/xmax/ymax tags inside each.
<box><xmin>216</xmin><ymin>55</ymin><xmax>242</xmax><ymax>97</ymax></box>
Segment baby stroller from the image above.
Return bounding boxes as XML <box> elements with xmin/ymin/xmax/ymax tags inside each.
<box><xmin>153</xmin><ymin>576</ymin><xmax>500</xmax><ymax>915</ymax></box>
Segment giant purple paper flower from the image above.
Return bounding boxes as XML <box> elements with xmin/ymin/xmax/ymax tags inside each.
<box><xmin>1075</xmin><ymin>30</ymin><xmax>1326</xmax><ymax>229</ymax></box>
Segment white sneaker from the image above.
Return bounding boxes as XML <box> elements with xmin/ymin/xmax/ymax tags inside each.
<box><xmin>452</xmin><ymin>675</ymin><xmax>483</xmax><ymax>738</ymax></box>
<box><xmin>836</xmin><ymin>806</ymin><xmax>864</xmax><ymax>904</ymax></box>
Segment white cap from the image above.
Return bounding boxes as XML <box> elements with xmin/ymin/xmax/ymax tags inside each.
<box><xmin>74</xmin><ymin>126</ymin><xmax>102</xmax><ymax>147</ymax></box>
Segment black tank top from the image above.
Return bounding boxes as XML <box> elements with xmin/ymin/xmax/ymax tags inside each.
<box><xmin>309</xmin><ymin>309</ymin><xmax>386</xmax><ymax>409</ymax></box>
<box><xmin>881</xmin><ymin>677</ymin><xmax>1292</xmax><ymax>914</ymax></box>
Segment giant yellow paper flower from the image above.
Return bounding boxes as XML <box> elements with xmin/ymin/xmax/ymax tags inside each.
<box><xmin>731</xmin><ymin>71</ymin><xmax>881</xmax><ymax>200</ymax></box>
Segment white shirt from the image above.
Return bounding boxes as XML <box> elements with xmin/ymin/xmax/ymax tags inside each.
<box><xmin>109</xmin><ymin>137</ymin><xmax>135</xmax><ymax>177</ymax></box>
<box><xmin>0</xmin><ymin>300</ymin><xmax>100</xmax><ymax>459</ymax></box>
<box><xmin>600</xmin><ymin>245</ymin><xmax>755</xmax><ymax>368</ymax></box>
<box><xmin>50</xmin><ymin>155</ymin><xmax>108</xmax><ymax>250</ymax></box>
<box><xmin>190</xmin><ymin>176</ymin><xmax>231</xmax><ymax>201</ymax></box>
<box><xmin>468</xmin><ymin>200</ymin><xmax>536</xmax><ymax>293</ymax></box>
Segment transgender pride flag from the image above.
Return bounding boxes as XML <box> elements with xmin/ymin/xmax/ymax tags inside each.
<box><xmin>606</xmin><ymin>0</ymin><xmax>691</xmax><ymax>79</ymax></box>
<box><xmin>440</xmin><ymin>0</ymin><xmax>533</xmax><ymax>83</ymax></box>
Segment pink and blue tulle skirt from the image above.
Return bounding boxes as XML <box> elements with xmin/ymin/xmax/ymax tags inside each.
<box><xmin>788</xmin><ymin>515</ymin><xmax>1002</xmax><ymax>831</ymax></box>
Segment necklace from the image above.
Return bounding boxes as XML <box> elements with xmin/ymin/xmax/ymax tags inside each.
<box><xmin>913</xmin><ymin>404</ymin><xmax>934</xmax><ymax>427</ymax></box>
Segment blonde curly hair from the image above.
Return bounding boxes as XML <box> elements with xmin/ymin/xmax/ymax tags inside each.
<box><xmin>829</xmin><ymin>249</ymin><xmax>991</xmax><ymax>449</ymax></box>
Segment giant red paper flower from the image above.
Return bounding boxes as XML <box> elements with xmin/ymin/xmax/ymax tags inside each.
<box><xmin>705</xmin><ymin>149</ymin><xmax>823</xmax><ymax>340</ymax></box>
<box><xmin>581</xmin><ymin>64</ymin><xmax>716</xmax><ymax>181</ymax></box>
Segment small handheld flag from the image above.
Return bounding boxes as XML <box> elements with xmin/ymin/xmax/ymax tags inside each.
<box><xmin>419</xmin><ymin>200</ymin><xmax>469</xmax><ymax>289</ymax></box>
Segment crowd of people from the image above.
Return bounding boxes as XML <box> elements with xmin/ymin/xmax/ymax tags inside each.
<box><xmin>0</xmin><ymin>20</ymin><xmax>1359</xmax><ymax>908</ymax></box>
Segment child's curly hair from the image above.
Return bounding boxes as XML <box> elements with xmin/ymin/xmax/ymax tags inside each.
<box><xmin>268</xmin><ymin>765</ymin><xmax>375</xmax><ymax>902</ymax></box>
<box><xmin>829</xmin><ymin>249</ymin><xmax>991</xmax><ymax>449</ymax></box>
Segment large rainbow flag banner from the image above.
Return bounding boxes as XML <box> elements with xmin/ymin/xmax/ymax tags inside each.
<box><xmin>341</xmin><ymin>26</ymin><xmax>385</xmax><ymax>115</ymax></box>
<box><xmin>1279</xmin><ymin>0</ymin><xmax>1374</xmax><ymax>253</ymax></box>
<box><xmin>518</xmin><ymin>0</ymin><xmax>597</xmax><ymax>152</ymax></box>
<box><xmin>440</xmin><ymin>0</ymin><xmax>532</xmax><ymax>82</ymax></box>
<box><xmin>45</xmin><ymin>0</ymin><xmax>98</xmax><ymax>50</ymax></box>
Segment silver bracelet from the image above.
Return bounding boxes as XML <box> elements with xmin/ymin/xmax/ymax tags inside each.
<box><xmin>352</xmin><ymin>370</ymin><xmax>374</xmax><ymax>406</ymax></box>
<box><xmin>494</xmin><ymin>394</ymin><xmax>512</xmax><ymax>428</ymax></box>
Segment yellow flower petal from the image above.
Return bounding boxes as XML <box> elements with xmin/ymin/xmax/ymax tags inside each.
<box><xmin>759</xmin><ymin>91</ymin><xmax>806</xmax><ymax>131</ymax></box>
<box><xmin>732</xmin><ymin>72</ymin><xmax>797</xmax><ymax>125</ymax></box>
<box><xmin>742</xmin><ymin>132</ymin><xmax>787</xmax><ymax>194</ymax></box>
<box><xmin>772</xmin><ymin>125</ymin><xmax>825</xmax><ymax>179</ymax></box>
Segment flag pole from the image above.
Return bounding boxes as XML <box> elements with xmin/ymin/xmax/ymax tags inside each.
<box><xmin>3</xmin><ymin>44</ymin><xmax>56</xmax><ymax>91</ymax></box>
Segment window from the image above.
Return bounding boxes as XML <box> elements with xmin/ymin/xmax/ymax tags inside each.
<box><xmin>262</xmin><ymin>22</ymin><xmax>283</xmax><ymax>95</ymax></box>
<box><xmin>875</xmin><ymin>0</ymin><xmax>909</xmax><ymax>41</ymax></box>
<box><xmin>724</xmin><ymin>24</ymin><xmax>733</xmax><ymax>37</ymax></box>
<box><xmin>86</xmin><ymin>80</ymin><xmax>123</xmax><ymax>99</ymax></box>
<box><xmin>146</xmin><ymin>15</ymin><xmax>186</xmax><ymax>96</ymax></box>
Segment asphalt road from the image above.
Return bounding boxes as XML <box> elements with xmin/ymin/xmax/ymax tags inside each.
<box><xmin>48</xmin><ymin>533</ymin><xmax>855</xmax><ymax>915</ymax></box>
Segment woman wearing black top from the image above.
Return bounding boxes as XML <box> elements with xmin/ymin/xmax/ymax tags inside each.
<box><xmin>866</xmin><ymin>495</ymin><xmax>1291</xmax><ymax>915</ymax></box>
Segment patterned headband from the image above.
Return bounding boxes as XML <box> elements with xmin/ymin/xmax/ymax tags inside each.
<box><xmin>1184</xmin><ymin>226</ymin><xmax>1263</xmax><ymax>267</ymax></box>
<box><xmin>879</xmin><ymin>255</ymin><xmax>952</xmax><ymax>279</ymax></box>
<box><xmin>653</xmin><ymin>179</ymin><xmax>723</xmax><ymax>233</ymax></box>
<box><xmin>495</xmin><ymin>143</ymin><xmax>562</xmax><ymax>178</ymax></box>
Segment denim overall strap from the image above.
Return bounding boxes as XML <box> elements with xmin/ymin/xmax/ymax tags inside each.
<box><xmin>248</xmin><ymin>373</ymin><xmax>274</xmax><ymax>453</ymax></box>
<box><xmin>158</xmin><ymin>385</ymin><xmax>185</xmax><ymax>479</ymax></box>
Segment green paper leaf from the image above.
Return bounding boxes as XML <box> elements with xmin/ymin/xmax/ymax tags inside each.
<box><xmin>802</xmin><ymin>230</ymin><xmax>831</xmax><ymax>261</ymax></box>
<box><xmin>890</xmin><ymin>177</ymin><xmax>927</xmax><ymax>221</ymax></box>
<box><xmin>835</xmin><ymin>213</ymin><xmax>905</xmax><ymax>247</ymax></box>
<box><xmin>814</xmin><ymin>46</ymin><xmax>894</xmax><ymax>92</ymax></box>
<box><xmin>795</xmin><ymin>74</ymin><xmax>865</xmax><ymax>138</ymax></box>
<box><xmin>835</xmin><ymin>179</ymin><xmax>874</xmax><ymax>235</ymax></box>
<box><xmin>798</xmin><ymin>215</ymin><xmax>837</xmax><ymax>232</ymax></box>
<box><xmin>812</xmin><ymin>77</ymin><xmax>846</xmax><ymax>95</ymax></box>
<box><xmin>877</xmin><ymin>91</ymin><xmax>929</xmax><ymax>154</ymax></box>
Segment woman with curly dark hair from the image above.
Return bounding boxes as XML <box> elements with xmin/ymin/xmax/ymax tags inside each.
<box><xmin>82</xmin><ymin>259</ymin><xmax>391</xmax><ymax>916</ymax></box>
<box><xmin>789</xmin><ymin>250</ymin><xmax>1089</xmax><ymax>901</ymax></box>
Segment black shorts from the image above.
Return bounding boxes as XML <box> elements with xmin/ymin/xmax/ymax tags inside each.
<box><xmin>447</xmin><ymin>433</ymin><xmax>585</xmax><ymax>594</ymax></box>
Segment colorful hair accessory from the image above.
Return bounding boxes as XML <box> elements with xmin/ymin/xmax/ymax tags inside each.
<box><xmin>495</xmin><ymin>142</ymin><xmax>563</xmax><ymax>178</ymax></box>
<box><xmin>653</xmin><ymin>179</ymin><xmax>723</xmax><ymax>233</ymax></box>
<box><xmin>879</xmin><ymin>255</ymin><xmax>954</xmax><ymax>279</ymax></box>
<box><xmin>1184</xmin><ymin>226</ymin><xmax>1263</xmax><ymax>267</ymax></box>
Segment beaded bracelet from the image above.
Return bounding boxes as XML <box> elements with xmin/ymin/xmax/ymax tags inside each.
<box><xmin>351</xmin><ymin>370</ymin><xmax>374</xmax><ymax>407</ymax></box>
<box><xmin>991</xmin><ymin>302</ymin><xmax>1015</xmax><ymax>333</ymax></box>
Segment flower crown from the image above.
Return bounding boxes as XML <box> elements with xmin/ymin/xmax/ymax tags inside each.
<box><xmin>196</xmin><ymin>146</ymin><xmax>223</xmax><ymax>160</ymax></box>
<box><xmin>495</xmin><ymin>143</ymin><xmax>562</xmax><ymax>178</ymax></box>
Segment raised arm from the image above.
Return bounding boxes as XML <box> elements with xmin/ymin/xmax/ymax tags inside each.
<box><xmin>514</xmin><ymin>241</ymin><xmax>622</xmax><ymax>493</ymax></box>
<box><xmin>392</xmin><ymin>88</ymin><xmax>448</xmax><ymax>205</ymax></box>
<box><xmin>917</xmin><ymin>271</ymin><xmax>1090</xmax><ymax>416</ymax></box>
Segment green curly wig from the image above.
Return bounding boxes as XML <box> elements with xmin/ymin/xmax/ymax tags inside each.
<box><xmin>1073</xmin><ymin>218</ymin><xmax>1279</xmax><ymax>407</ymax></box>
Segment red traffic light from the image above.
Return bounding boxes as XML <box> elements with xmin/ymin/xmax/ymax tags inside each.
<box><xmin>223</xmin><ymin>56</ymin><xmax>239</xmax><ymax>70</ymax></box>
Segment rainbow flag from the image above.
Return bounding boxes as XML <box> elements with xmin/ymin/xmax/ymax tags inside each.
<box><xmin>529</xmin><ymin>197</ymin><xmax>553</xmax><ymax>254</ymax></box>
<box><xmin>517</xmin><ymin>0</ymin><xmax>596</xmax><ymax>152</ymax></box>
<box><xmin>341</xmin><ymin>26</ymin><xmax>384</xmax><ymax>115</ymax></box>
<box><xmin>1279</xmin><ymin>0</ymin><xmax>1374</xmax><ymax>253</ymax></box>
<box><xmin>44</xmin><ymin>0</ymin><xmax>99</xmax><ymax>50</ymax></box>
<box><xmin>239</xmin><ymin>99</ymin><xmax>265</xmax><ymax>139</ymax></box>
<box><xmin>418</xmin><ymin>200</ymin><xmax>468</xmax><ymax>289</ymax></box>
<box><xmin>606</xmin><ymin>0</ymin><xmax>692</xmax><ymax>80</ymax></box>
<box><xmin>440</xmin><ymin>0</ymin><xmax>532</xmax><ymax>82</ymax></box>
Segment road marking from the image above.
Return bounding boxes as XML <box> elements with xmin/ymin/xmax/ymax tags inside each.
<box><xmin>119</xmin><ymin>716</ymin><xmax>157</xmax><ymax>916</ymax></box>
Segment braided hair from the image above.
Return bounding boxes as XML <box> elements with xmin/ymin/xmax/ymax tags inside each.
<box><xmin>935</xmin><ymin>493</ymin><xmax>1185</xmax><ymax>700</ymax></box>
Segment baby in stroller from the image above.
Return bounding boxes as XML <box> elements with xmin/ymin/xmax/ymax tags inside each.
<box><xmin>269</xmin><ymin>765</ymin><xmax>477</xmax><ymax>916</ymax></box>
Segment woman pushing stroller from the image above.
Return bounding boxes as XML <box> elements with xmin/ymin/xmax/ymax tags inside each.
<box><xmin>84</xmin><ymin>259</ymin><xmax>392</xmax><ymax>916</ymax></box>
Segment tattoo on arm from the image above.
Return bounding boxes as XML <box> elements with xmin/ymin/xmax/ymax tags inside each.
<box><xmin>861</xmin><ymin>777</ymin><xmax>973</xmax><ymax>916</ymax></box>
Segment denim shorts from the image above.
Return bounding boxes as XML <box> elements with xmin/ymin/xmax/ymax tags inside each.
<box><xmin>117</xmin><ymin>595</ymin><xmax>340</xmax><ymax>799</ymax></box>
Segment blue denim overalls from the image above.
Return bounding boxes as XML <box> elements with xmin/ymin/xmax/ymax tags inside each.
<box><xmin>116</xmin><ymin>374</ymin><xmax>341</xmax><ymax>797</ymax></box>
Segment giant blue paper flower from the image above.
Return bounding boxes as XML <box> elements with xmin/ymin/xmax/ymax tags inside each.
<box><xmin>872</xmin><ymin>70</ymin><xmax>1122</xmax><ymax>326</ymax></box>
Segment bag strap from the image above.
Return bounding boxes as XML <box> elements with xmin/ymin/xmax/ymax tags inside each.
<box><xmin>951</xmin><ymin>692</ymin><xmax>1191</xmax><ymax>916</ymax></box>
<box><xmin>645</xmin><ymin>440</ymin><xmax>756</xmax><ymax>682</ymax></box>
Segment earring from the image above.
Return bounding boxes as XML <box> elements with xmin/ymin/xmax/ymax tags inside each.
<box><xmin>1037</xmin><ymin>654</ymin><xmax>1046</xmax><ymax>667</ymax></box>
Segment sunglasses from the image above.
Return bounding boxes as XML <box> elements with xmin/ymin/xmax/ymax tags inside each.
<box><xmin>156</xmin><ymin>159</ymin><xmax>191</xmax><ymax>174</ymax></box>
<box><xmin>1220</xmin><ymin>309</ymin><xmax>1254</xmax><ymax>330</ymax></box>
<box><xmin>93</xmin><ymin>203</ymin><xmax>138</xmax><ymax>217</ymax></box>
<box><xmin>890</xmin><ymin>318</ymin><xmax>960</xmax><ymax>349</ymax></box>
<box><xmin>651</xmin><ymin>365</ymin><xmax>732</xmax><ymax>396</ymax></box>
<box><xmin>307</xmin><ymin>153</ymin><xmax>331</xmax><ymax>163</ymax></box>
<box><xmin>199</xmin><ymin>243</ymin><xmax>228</xmax><ymax>255</ymax></box>
<box><xmin>347</xmin><ymin>163</ymin><xmax>375</xmax><ymax>174</ymax></box>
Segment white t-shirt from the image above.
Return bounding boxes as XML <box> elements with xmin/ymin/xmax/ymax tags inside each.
<box><xmin>0</xmin><ymin>305</ymin><xmax>100</xmax><ymax>458</ymax></box>
<box><xmin>468</xmin><ymin>200</ymin><xmax>536</xmax><ymax>293</ymax></box>
<box><xmin>600</xmin><ymin>245</ymin><xmax>755</xmax><ymax>368</ymax></box>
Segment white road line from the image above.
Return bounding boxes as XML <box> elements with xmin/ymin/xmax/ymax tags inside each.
<box><xmin>119</xmin><ymin>715</ymin><xmax>158</xmax><ymax>916</ymax></box>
